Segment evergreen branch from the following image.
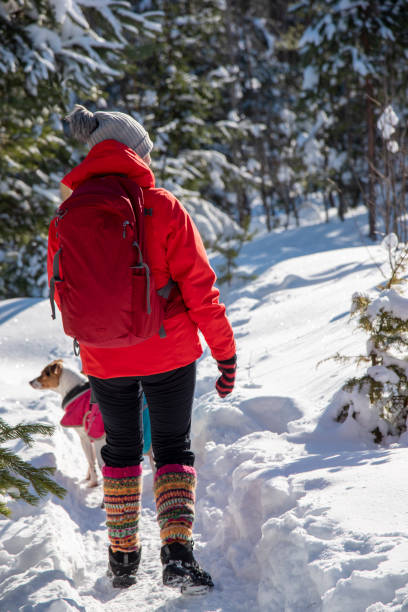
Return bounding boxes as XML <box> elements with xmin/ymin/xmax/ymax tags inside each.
<box><xmin>385</xmin><ymin>246</ymin><xmax>408</xmax><ymax>290</ymax></box>
<box><xmin>0</xmin><ymin>470</ymin><xmax>39</xmax><ymax>506</ymax></box>
<box><xmin>0</xmin><ymin>500</ymin><xmax>11</xmax><ymax>518</ymax></box>
<box><xmin>0</xmin><ymin>418</ymin><xmax>66</xmax><ymax>515</ymax></box>
<box><xmin>0</xmin><ymin>448</ymin><xmax>66</xmax><ymax>505</ymax></box>
<box><xmin>316</xmin><ymin>352</ymin><xmax>370</xmax><ymax>368</ymax></box>
<box><xmin>0</xmin><ymin>418</ymin><xmax>55</xmax><ymax>446</ymax></box>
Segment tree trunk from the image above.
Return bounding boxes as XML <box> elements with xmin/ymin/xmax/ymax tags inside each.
<box><xmin>337</xmin><ymin>191</ymin><xmax>347</xmax><ymax>221</ymax></box>
<box><xmin>258</xmin><ymin>140</ymin><xmax>272</xmax><ymax>231</ymax></box>
<box><xmin>365</xmin><ymin>75</ymin><xmax>376</xmax><ymax>240</ymax></box>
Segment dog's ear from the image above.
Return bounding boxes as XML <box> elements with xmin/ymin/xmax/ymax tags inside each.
<box><xmin>47</xmin><ymin>360</ymin><xmax>63</xmax><ymax>376</ymax></box>
<box><xmin>53</xmin><ymin>360</ymin><xmax>63</xmax><ymax>373</ymax></box>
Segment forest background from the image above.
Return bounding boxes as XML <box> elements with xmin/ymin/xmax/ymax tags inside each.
<box><xmin>1</xmin><ymin>0</ymin><xmax>407</xmax><ymax>298</ymax></box>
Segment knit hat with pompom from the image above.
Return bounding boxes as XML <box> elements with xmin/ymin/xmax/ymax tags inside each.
<box><xmin>65</xmin><ymin>105</ymin><xmax>153</xmax><ymax>159</ymax></box>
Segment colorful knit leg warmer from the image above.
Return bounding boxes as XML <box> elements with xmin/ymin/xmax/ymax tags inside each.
<box><xmin>154</xmin><ymin>464</ymin><xmax>197</xmax><ymax>546</ymax></box>
<box><xmin>102</xmin><ymin>465</ymin><xmax>143</xmax><ymax>553</ymax></box>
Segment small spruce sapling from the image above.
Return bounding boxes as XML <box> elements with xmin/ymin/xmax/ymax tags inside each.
<box><xmin>0</xmin><ymin>417</ymin><xmax>66</xmax><ymax>517</ymax></box>
<box><xmin>213</xmin><ymin>218</ymin><xmax>257</xmax><ymax>286</ymax></box>
<box><xmin>332</xmin><ymin>235</ymin><xmax>408</xmax><ymax>442</ymax></box>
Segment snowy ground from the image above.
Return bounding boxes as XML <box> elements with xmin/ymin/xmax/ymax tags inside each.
<box><xmin>2</xmin><ymin>208</ymin><xmax>408</xmax><ymax>611</ymax></box>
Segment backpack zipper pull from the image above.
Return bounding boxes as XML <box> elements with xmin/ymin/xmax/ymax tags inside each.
<box><xmin>123</xmin><ymin>220</ymin><xmax>130</xmax><ymax>238</ymax></box>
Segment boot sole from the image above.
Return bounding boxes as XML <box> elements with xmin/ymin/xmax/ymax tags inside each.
<box><xmin>112</xmin><ymin>574</ymin><xmax>137</xmax><ymax>588</ymax></box>
<box><xmin>107</xmin><ymin>567</ymin><xmax>137</xmax><ymax>589</ymax></box>
<box><xmin>181</xmin><ymin>582</ymin><xmax>214</xmax><ymax>596</ymax></box>
<box><xmin>163</xmin><ymin>573</ymin><xmax>214</xmax><ymax>595</ymax></box>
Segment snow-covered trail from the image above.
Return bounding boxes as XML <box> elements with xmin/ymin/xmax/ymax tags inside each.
<box><xmin>2</xmin><ymin>210</ymin><xmax>408</xmax><ymax>611</ymax></box>
<box><xmin>0</xmin><ymin>299</ymin><xmax>257</xmax><ymax>611</ymax></box>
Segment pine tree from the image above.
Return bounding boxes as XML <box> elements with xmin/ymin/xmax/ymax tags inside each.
<box><xmin>114</xmin><ymin>0</ymin><xmax>302</xmax><ymax>236</ymax></box>
<box><xmin>212</xmin><ymin>218</ymin><xmax>257</xmax><ymax>286</ymax></box>
<box><xmin>220</xmin><ymin>0</ymin><xmax>305</xmax><ymax>229</ymax></box>
<box><xmin>0</xmin><ymin>418</ymin><xmax>65</xmax><ymax>517</ymax></box>
<box><xmin>294</xmin><ymin>0</ymin><xmax>408</xmax><ymax>236</ymax></box>
<box><xmin>115</xmin><ymin>1</ymin><xmax>246</xmax><ymax>218</ymax></box>
<box><xmin>0</xmin><ymin>0</ymin><xmax>158</xmax><ymax>298</ymax></box>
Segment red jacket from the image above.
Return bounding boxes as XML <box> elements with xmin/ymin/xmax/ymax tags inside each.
<box><xmin>48</xmin><ymin>140</ymin><xmax>235</xmax><ymax>378</ymax></box>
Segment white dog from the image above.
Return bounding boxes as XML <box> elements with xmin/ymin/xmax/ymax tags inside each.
<box><xmin>30</xmin><ymin>359</ymin><xmax>105</xmax><ymax>487</ymax></box>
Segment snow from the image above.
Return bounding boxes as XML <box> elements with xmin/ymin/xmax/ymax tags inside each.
<box><xmin>377</xmin><ymin>106</ymin><xmax>399</xmax><ymax>141</ymax></box>
<box><xmin>299</xmin><ymin>27</ymin><xmax>321</xmax><ymax>48</ymax></box>
<box><xmin>9</xmin><ymin>0</ymin><xmax>157</xmax><ymax>95</ymax></box>
<box><xmin>3</xmin><ymin>209</ymin><xmax>408</xmax><ymax>610</ymax></box>
<box><xmin>302</xmin><ymin>65</ymin><xmax>319</xmax><ymax>90</ymax></box>
<box><xmin>366</xmin><ymin>365</ymin><xmax>400</xmax><ymax>385</ymax></box>
<box><xmin>350</xmin><ymin>48</ymin><xmax>370</xmax><ymax>77</ymax></box>
<box><xmin>252</xmin><ymin>18</ymin><xmax>275</xmax><ymax>58</ymax></box>
<box><xmin>366</xmin><ymin>289</ymin><xmax>408</xmax><ymax>322</ymax></box>
<box><xmin>387</xmin><ymin>141</ymin><xmax>399</xmax><ymax>154</ymax></box>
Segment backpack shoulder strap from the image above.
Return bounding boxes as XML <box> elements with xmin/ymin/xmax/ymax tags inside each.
<box><xmin>49</xmin><ymin>247</ymin><xmax>62</xmax><ymax>320</ymax></box>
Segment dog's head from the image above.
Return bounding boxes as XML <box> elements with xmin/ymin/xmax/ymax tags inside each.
<box><xmin>29</xmin><ymin>359</ymin><xmax>64</xmax><ymax>390</ymax></box>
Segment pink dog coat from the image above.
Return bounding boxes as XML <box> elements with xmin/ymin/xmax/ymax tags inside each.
<box><xmin>60</xmin><ymin>388</ymin><xmax>104</xmax><ymax>440</ymax></box>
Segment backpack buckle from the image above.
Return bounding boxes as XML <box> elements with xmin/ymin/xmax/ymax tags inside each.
<box><xmin>73</xmin><ymin>338</ymin><xmax>80</xmax><ymax>356</ymax></box>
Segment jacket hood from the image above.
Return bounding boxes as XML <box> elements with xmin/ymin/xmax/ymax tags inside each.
<box><xmin>62</xmin><ymin>140</ymin><xmax>155</xmax><ymax>190</ymax></box>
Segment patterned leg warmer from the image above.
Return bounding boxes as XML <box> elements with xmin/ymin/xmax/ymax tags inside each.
<box><xmin>154</xmin><ymin>464</ymin><xmax>197</xmax><ymax>546</ymax></box>
<box><xmin>102</xmin><ymin>465</ymin><xmax>143</xmax><ymax>553</ymax></box>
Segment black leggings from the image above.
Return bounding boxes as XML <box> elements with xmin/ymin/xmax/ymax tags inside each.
<box><xmin>88</xmin><ymin>361</ymin><xmax>196</xmax><ymax>469</ymax></box>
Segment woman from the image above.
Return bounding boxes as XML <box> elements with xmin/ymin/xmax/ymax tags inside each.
<box><xmin>48</xmin><ymin>105</ymin><xmax>237</xmax><ymax>591</ymax></box>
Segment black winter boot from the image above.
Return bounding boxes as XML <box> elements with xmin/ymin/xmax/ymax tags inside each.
<box><xmin>107</xmin><ymin>546</ymin><xmax>141</xmax><ymax>588</ymax></box>
<box><xmin>160</xmin><ymin>541</ymin><xmax>214</xmax><ymax>595</ymax></box>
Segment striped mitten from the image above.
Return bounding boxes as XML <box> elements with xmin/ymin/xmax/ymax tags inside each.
<box><xmin>154</xmin><ymin>464</ymin><xmax>196</xmax><ymax>545</ymax></box>
<box><xmin>215</xmin><ymin>354</ymin><xmax>237</xmax><ymax>398</ymax></box>
<box><xmin>102</xmin><ymin>465</ymin><xmax>143</xmax><ymax>553</ymax></box>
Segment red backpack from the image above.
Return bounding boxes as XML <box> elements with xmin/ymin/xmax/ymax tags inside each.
<box><xmin>49</xmin><ymin>175</ymin><xmax>172</xmax><ymax>350</ymax></box>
